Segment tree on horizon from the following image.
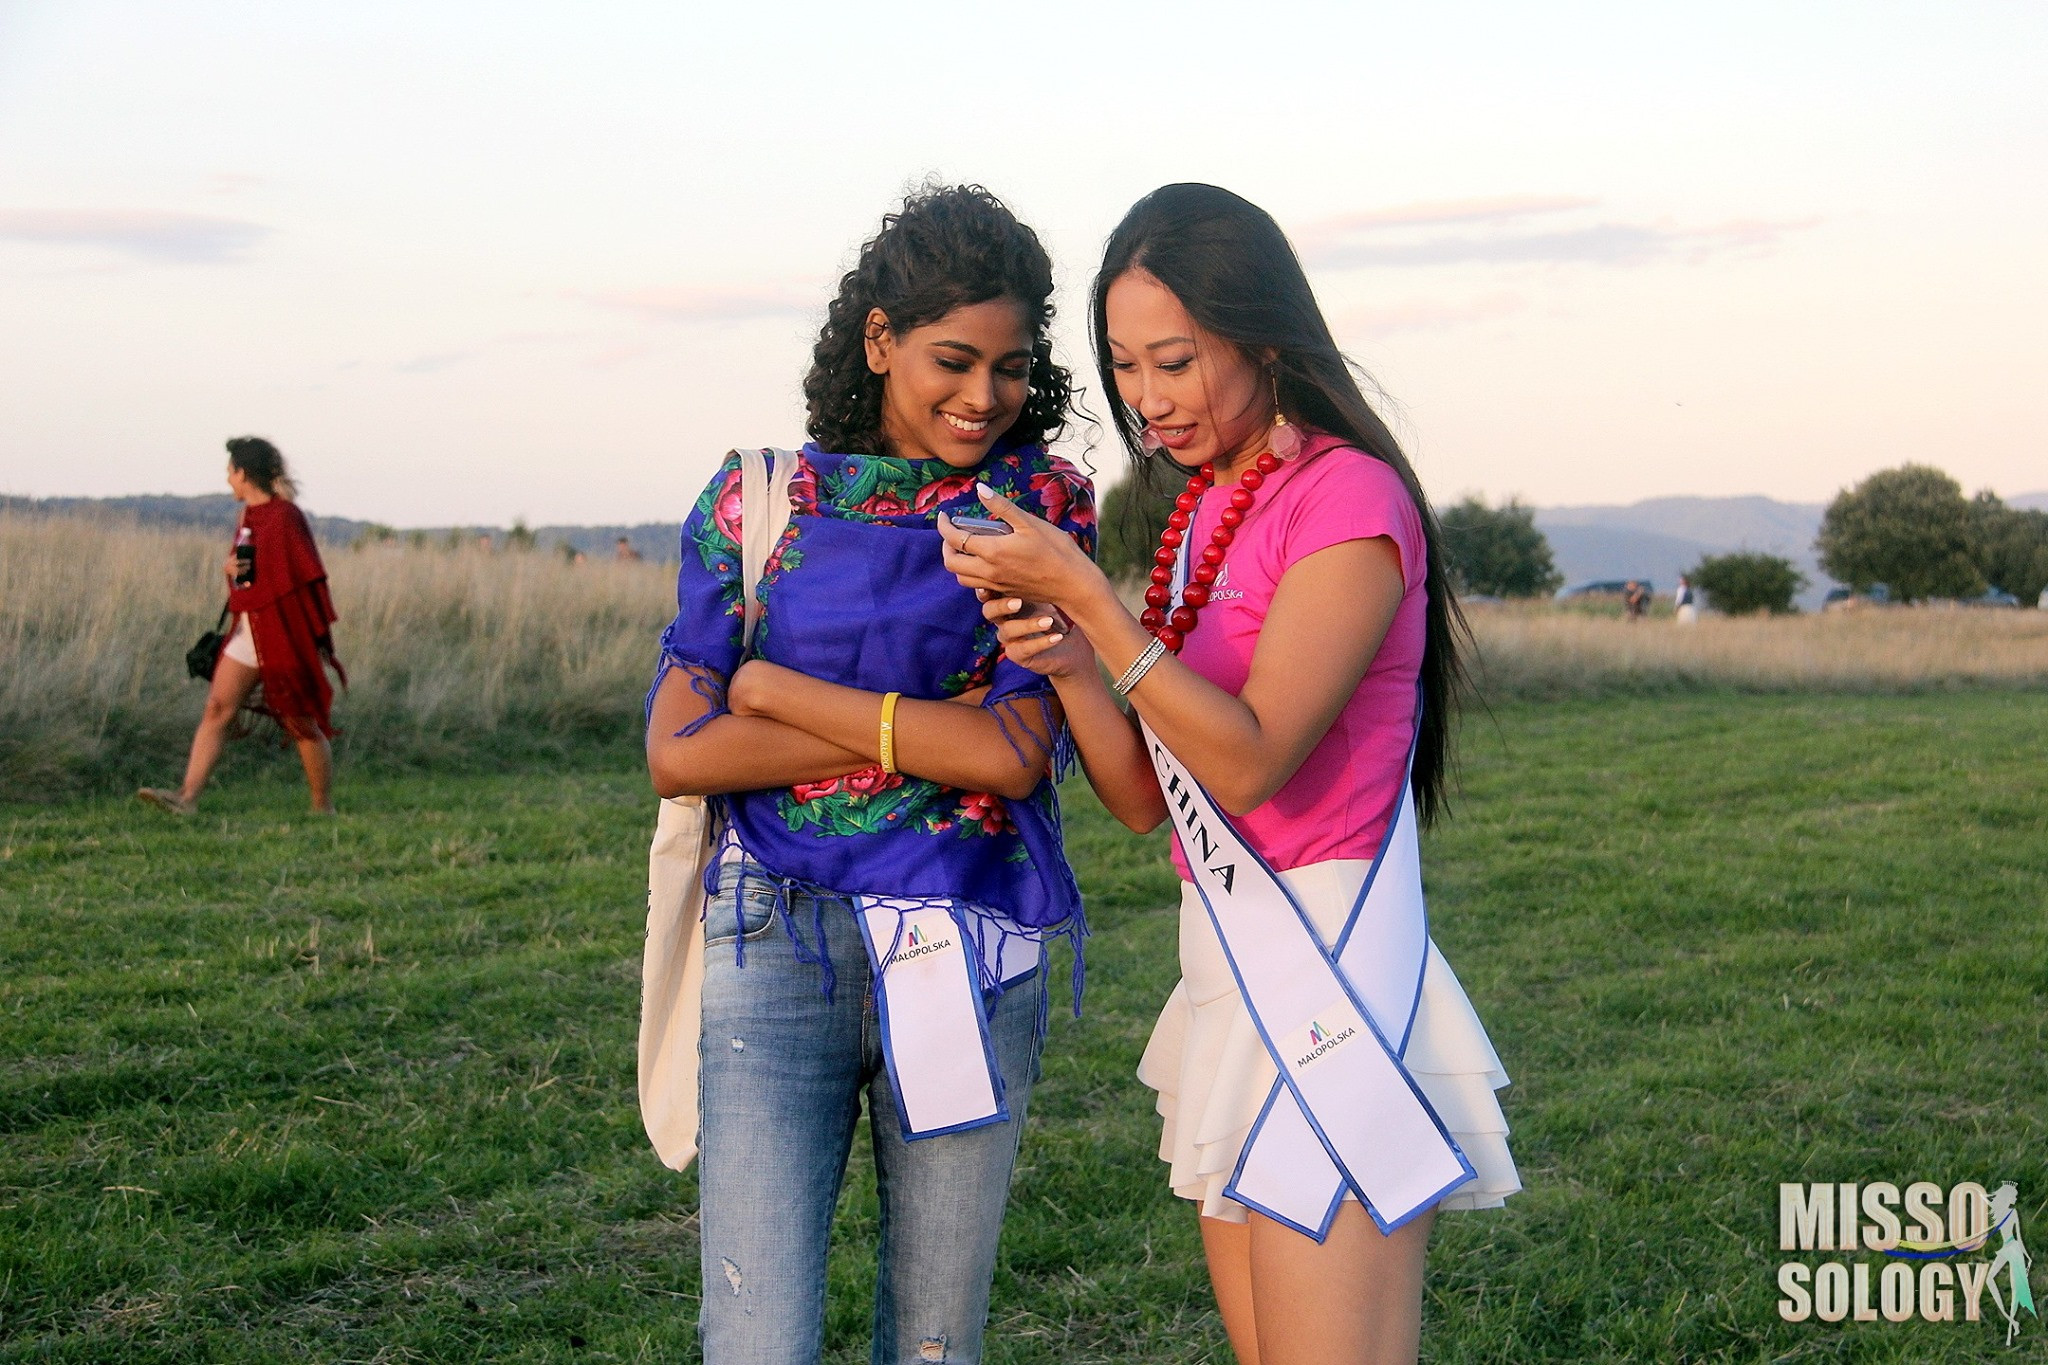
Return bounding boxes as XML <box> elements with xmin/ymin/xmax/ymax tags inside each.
<box><xmin>1816</xmin><ymin>464</ymin><xmax>1984</xmax><ymax>602</ymax></box>
<box><xmin>1440</xmin><ymin>495</ymin><xmax>1564</xmax><ymax>598</ymax></box>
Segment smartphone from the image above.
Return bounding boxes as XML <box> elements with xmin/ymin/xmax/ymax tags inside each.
<box><xmin>950</xmin><ymin>516</ymin><xmax>1013</xmax><ymax>536</ymax></box>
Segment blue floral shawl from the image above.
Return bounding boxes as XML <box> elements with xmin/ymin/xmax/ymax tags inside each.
<box><xmin>651</xmin><ymin>441</ymin><xmax>1097</xmax><ymax>950</ymax></box>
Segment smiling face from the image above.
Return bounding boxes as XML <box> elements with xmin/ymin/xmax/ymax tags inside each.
<box><xmin>1104</xmin><ymin>267</ymin><xmax>1273</xmax><ymax>479</ymax></box>
<box><xmin>865</xmin><ymin>297</ymin><xmax>1034</xmax><ymax>468</ymax></box>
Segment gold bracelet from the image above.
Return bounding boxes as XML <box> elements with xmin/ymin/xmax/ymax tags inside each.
<box><xmin>879</xmin><ymin>691</ymin><xmax>902</xmax><ymax>773</ymax></box>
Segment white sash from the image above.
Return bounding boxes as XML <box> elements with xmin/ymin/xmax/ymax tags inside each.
<box><xmin>854</xmin><ymin>897</ymin><xmax>1009</xmax><ymax>1139</ymax></box>
<box><xmin>1143</xmin><ymin>722</ymin><xmax>1472</xmax><ymax>1237</ymax></box>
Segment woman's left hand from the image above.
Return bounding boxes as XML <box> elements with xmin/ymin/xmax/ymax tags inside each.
<box><xmin>939</xmin><ymin>483</ymin><xmax>1101</xmax><ymax>609</ymax></box>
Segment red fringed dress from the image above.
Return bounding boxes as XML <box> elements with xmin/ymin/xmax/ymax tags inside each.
<box><xmin>224</xmin><ymin>499</ymin><xmax>346</xmax><ymax>740</ymax></box>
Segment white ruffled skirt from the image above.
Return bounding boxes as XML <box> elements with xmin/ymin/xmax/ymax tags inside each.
<box><xmin>1137</xmin><ymin>860</ymin><xmax>1520</xmax><ymax>1222</ymax></box>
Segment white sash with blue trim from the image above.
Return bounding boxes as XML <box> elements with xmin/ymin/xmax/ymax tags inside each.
<box><xmin>1142</xmin><ymin>722</ymin><xmax>1472</xmax><ymax>1237</ymax></box>
<box><xmin>853</xmin><ymin>897</ymin><xmax>1009</xmax><ymax>1139</ymax></box>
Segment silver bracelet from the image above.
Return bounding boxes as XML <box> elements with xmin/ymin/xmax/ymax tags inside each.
<box><xmin>1112</xmin><ymin>637</ymin><xmax>1168</xmax><ymax>698</ymax></box>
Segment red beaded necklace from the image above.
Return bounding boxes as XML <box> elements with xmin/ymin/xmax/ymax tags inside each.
<box><xmin>1139</xmin><ymin>448</ymin><xmax>1284</xmax><ymax>652</ymax></box>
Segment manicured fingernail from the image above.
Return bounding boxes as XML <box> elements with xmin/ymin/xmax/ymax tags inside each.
<box><xmin>1008</xmin><ymin>599</ymin><xmax>1022</xmax><ymax>611</ymax></box>
<box><xmin>976</xmin><ymin>481</ymin><xmax>997</xmax><ymax>500</ymax></box>
<box><xmin>1037</xmin><ymin>617</ymin><xmax>1054</xmax><ymax>629</ymax></box>
<box><xmin>1048</xmin><ymin>633</ymin><xmax>1065</xmax><ymax>644</ymax></box>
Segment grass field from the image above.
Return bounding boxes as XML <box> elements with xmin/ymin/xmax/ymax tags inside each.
<box><xmin>4</xmin><ymin>692</ymin><xmax>2044</xmax><ymax>1362</ymax></box>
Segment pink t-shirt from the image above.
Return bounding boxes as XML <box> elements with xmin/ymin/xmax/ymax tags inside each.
<box><xmin>1169</xmin><ymin>433</ymin><xmax>1428</xmax><ymax>878</ymax></box>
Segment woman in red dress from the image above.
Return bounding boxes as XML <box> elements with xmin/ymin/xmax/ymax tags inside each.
<box><xmin>139</xmin><ymin>437</ymin><xmax>345</xmax><ymax>815</ymax></box>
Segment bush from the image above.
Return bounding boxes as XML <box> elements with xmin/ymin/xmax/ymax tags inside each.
<box><xmin>1440</xmin><ymin>496</ymin><xmax>1563</xmax><ymax>598</ymax></box>
<box><xmin>1966</xmin><ymin>492</ymin><xmax>2048</xmax><ymax>603</ymax></box>
<box><xmin>1690</xmin><ymin>552</ymin><xmax>1805</xmax><ymax>615</ymax></box>
<box><xmin>1817</xmin><ymin>465</ymin><xmax>1983</xmax><ymax>602</ymax></box>
<box><xmin>1096</xmin><ymin>474</ymin><xmax>1175</xmax><ymax>581</ymax></box>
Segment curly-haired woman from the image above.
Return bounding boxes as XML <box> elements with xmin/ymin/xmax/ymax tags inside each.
<box><xmin>944</xmin><ymin>184</ymin><xmax>1518</xmax><ymax>1365</ymax></box>
<box><xmin>644</xmin><ymin>184</ymin><xmax>1096</xmax><ymax>1365</ymax></box>
<box><xmin>139</xmin><ymin>436</ymin><xmax>344</xmax><ymax>816</ymax></box>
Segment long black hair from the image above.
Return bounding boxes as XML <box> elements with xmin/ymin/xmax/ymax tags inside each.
<box><xmin>1091</xmin><ymin>183</ymin><xmax>1468</xmax><ymax>826</ymax></box>
<box><xmin>804</xmin><ymin>184</ymin><xmax>1074</xmax><ymax>457</ymax></box>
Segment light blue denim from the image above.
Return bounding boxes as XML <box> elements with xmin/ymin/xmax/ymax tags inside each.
<box><xmin>696</xmin><ymin>862</ymin><xmax>1045</xmax><ymax>1365</ymax></box>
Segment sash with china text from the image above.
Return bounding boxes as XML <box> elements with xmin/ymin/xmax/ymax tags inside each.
<box><xmin>1143</xmin><ymin>718</ymin><xmax>1472</xmax><ymax>1237</ymax></box>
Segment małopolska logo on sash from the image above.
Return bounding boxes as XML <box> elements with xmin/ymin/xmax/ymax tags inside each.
<box><xmin>1777</xmin><ymin>1180</ymin><xmax>2037</xmax><ymax>1344</ymax></box>
<box><xmin>893</xmin><ymin>922</ymin><xmax>952</xmax><ymax>963</ymax></box>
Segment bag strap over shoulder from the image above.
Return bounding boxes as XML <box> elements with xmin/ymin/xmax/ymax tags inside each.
<box><xmin>735</xmin><ymin>447</ymin><xmax>799</xmax><ymax>649</ymax></box>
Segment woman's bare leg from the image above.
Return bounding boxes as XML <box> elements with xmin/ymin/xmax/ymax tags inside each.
<box><xmin>174</xmin><ymin>658</ymin><xmax>261</xmax><ymax>805</ymax></box>
<box><xmin>295</xmin><ymin>735</ymin><xmax>334</xmax><ymax>813</ymax></box>
<box><xmin>1237</xmin><ymin>1202</ymin><xmax>1433</xmax><ymax>1365</ymax></box>
<box><xmin>1201</xmin><ymin>1215</ymin><xmax>1262</xmax><ymax>1365</ymax></box>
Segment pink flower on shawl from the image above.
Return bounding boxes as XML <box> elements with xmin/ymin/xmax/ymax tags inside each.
<box><xmin>1031</xmin><ymin>469</ymin><xmax>1094</xmax><ymax>532</ymax></box>
<box><xmin>864</xmin><ymin>491</ymin><xmax>913</xmax><ymax>517</ymax></box>
<box><xmin>786</xmin><ymin>458</ymin><xmax>819</xmax><ymax>515</ymax></box>
<box><xmin>844</xmin><ymin>766</ymin><xmax>903</xmax><ymax>796</ymax></box>
<box><xmin>913</xmin><ymin>473</ymin><xmax>976</xmax><ymax>514</ymax></box>
<box><xmin>710</xmin><ymin>468</ymin><xmax>746</xmax><ymax>548</ymax></box>
<box><xmin>790</xmin><ymin>775</ymin><xmax>846</xmax><ymax>804</ymax></box>
<box><xmin>958</xmin><ymin>791</ymin><xmax>1013</xmax><ymax>836</ymax></box>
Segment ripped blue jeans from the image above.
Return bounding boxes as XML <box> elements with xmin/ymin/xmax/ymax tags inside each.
<box><xmin>696</xmin><ymin>862</ymin><xmax>1045</xmax><ymax>1365</ymax></box>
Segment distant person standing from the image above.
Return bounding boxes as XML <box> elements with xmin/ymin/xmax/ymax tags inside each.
<box><xmin>139</xmin><ymin>437</ymin><xmax>345</xmax><ymax>816</ymax></box>
<box><xmin>1623</xmin><ymin>579</ymin><xmax>1649</xmax><ymax>622</ymax></box>
<box><xmin>1673</xmin><ymin>574</ymin><xmax>1698</xmax><ymax>625</ymax></box>
<box><xmin>614</xmin><ymin>535</ymin><xmax>643</xmax><ymax>562</ymax></box>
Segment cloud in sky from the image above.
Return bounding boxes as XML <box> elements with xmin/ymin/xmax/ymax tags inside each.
<box><xmin>1334</xmin><ymin>291</ymin><xmax>1527</xmax><ymax>337</ymax></box>
<box><xmin>0</xmin><ymin>208</ymin><xmax>269</xmax><ymax>263</ymax></box>
<box><xmin>1304</xmin><ymin>195</ymin><xmax>1601</xmax><ymax>236</ymax></box>
<box><xmin>1298</xmin><ymin>197</ymin><xmax>1817</xmax><ymax>270</ymax></box>
<box><xmin>393</xmin><ymin>351</ymin><xmax>475</xmax><ymax>375</ymax></box>
<box><xmin>594</xmin><ymin>284</ymin><xmax>818</xmax><ymax>325</ymax></box>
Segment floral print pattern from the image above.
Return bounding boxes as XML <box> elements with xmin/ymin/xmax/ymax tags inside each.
<box><xmin>674</xmin><ymin>443</ymin><xmax>1095</xmax><ymax>852</ymax></box>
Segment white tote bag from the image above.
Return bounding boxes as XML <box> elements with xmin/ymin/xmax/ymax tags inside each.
<box><xmin>639</xmin><ymin>447</ymin><xmax>797</xmax><ymax>1171</ymax></box>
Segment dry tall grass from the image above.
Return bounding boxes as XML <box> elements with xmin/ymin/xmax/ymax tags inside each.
<box><xmin>5</xmin><ymin>513</ymin><xmax>2044</xmax><ymax>800</ymax></box>
<box><xmin>0</xmin><ymin>512</ymin><xmax>674</xmax><ymax>799</ymax></box>
<box><xmin>1465</xmin><ymin>600</ymin><xmax>2048</xmax><ymax>697</ymax></box>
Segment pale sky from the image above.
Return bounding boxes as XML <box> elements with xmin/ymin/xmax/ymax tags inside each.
<box><xmin>2</xmin><ymin>1</ymin><xmax>2042</xmax><ymax>526</ymax></box>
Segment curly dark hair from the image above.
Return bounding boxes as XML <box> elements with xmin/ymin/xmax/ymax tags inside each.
<box><xmin>804</xmin><ymin>184</ymin><xmax>1073</xmax><ymax>456</ymax></box>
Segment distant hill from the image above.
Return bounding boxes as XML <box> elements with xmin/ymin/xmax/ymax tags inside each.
<box><xmin>1538</xmin><ymin>490</ymin><xmax>2048</xmax><ymax>606</ymax></box>
<box><xmin>0</xmin><ymin>493</ymin><xmax>682</xmax><ymax>562</ymax></box>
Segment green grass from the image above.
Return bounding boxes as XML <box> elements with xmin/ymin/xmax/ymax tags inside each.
<box><xmin>2</xmin><ymin>693</ymin><xmax>2044</xmax><ymax>1362</ymax></box>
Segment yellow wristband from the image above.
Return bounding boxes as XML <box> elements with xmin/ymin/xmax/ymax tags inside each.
<box><xmin>879</xmin><ymin>691</ymin><xmax>902</xmax><ymax>774</ymax></box>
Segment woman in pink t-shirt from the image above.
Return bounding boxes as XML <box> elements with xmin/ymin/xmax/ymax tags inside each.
<box><xmin>943</xmin><ymin>184</ymin><xmax>1517</xmax><ymax>1365</ymax></box>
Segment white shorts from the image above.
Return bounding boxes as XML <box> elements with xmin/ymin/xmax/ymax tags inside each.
<box><xmin>222</xmin><ymin>614</ymin><xmax>258</xmax><ymax>668</ymax></box>
<box><xmin>1138</xmin><ymin>860</ymin><xmax>1521</xmax><ymax>1222</ymax></box>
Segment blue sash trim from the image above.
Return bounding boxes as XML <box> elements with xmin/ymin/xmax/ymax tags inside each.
<box><xmin>1148</xmin><ymin>707</ymin><xmax>1472</xmax><ymax>1239</ymax></box>
<box><xmin>1186</xmin><ymin>820</ymin><xmax>1474</xmax><ymax>1236</ymax></box>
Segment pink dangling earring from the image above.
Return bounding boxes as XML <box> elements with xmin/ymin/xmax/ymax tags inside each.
<box><xmin>1269</xmin><ymin>369</ymin><xmax>1304</xmax><ymax>461</ymax></box>
<box><xmin>1138</xmin><ymin>414</ymin><xmax>1165</xmax><ymax>453</ymax></box>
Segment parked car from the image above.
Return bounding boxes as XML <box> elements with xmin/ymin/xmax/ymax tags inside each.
<box><xmin>1822</xmin><ymin>583</ymin><xmax>1891</xmax><ymax>610</ymax></box>
<box><xmin>1966</xmin><ymin>587</ymin><xmax>2021</xmax><ymax>608</ymax></box>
